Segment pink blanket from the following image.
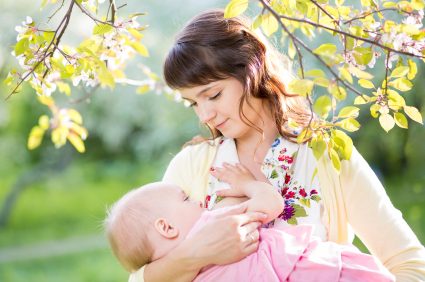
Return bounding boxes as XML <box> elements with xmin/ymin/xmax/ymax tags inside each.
<box><xmin>187</xmin><ymin>206</ymin><xmax>395</xmax><ymax>282</ymax></box>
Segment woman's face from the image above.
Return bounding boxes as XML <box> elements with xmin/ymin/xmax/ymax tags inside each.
<box><xmin>179</xmin><ymin>77</ymin><xmax>265</xmax><ymax>139</ymax></box>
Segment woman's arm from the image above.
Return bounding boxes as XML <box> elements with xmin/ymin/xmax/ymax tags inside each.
<box><xmin>132</xmin><ymin>140</ymin><xmax>264</xmax><ymax>282</ymax></box>
<box><xmin>141</xmin><ymin>205</ymin><xmax>264</xmax><ymax>281</ymax></box>
<box><xmin>339</xmin><ymin>147</ymin><xmax>425</xmax><ymax>281</ymax></box>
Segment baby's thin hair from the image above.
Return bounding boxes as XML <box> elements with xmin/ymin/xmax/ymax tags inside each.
<box><xmin>104</xmin><ymin>187</ymin><xmax>156</xmax><ymax>273</ymax></box>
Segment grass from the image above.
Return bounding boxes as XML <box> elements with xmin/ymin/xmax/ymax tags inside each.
<box><xmin>0</xmin><ymin>160</ymin><xmax>423</xmax><ymax>281</ymax></box>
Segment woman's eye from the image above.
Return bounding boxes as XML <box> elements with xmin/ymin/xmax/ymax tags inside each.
<box><xmin>209</xmin><ymin>91</ymin><xmax>222</xmax><ymax>100</ymax></box>
<box><xmin>189</xmin><ymin>102</ymin><xmax>197</xmax><ymax>107</ymax></box>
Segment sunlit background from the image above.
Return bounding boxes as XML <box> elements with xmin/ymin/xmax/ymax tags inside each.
<box><xmin>0</xmin><ymin>0</ymin><xmax>424</xmax><ymax>281</ymax></box>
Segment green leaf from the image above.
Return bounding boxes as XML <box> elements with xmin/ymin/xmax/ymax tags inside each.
<box><xmin>270</xmin><ymin>169</ymin><xmax>279</xmax><ymax>179</ymax></box>
<box><xmin>262</xmin><ymin>13</ymin><xmax>279</xmax><ymax>37</ymax></box>
<box><xmin>296</xmin><ymin>0</ymin><xmax>308</xmax><ymax>14</ymax></box>
<box><xmin>38</xmin><ymin>115</ymin><xmax>50</xmax><ymax>130</ymax></box>
<box><xmin>41</xmin><ymin>0</ymin><xmax>50</xmax><ymax>10</ymax></box>
<box><xmin>313</xmin><ymin>43</ymin><xmax>337</xmax><ymax>55</ymax></box>
<box><xmin>289</xmin><ymin>79</ymin><xmax>314</xmax><ymax>97</ymax></box>
<box><xmin>348</xmin><ymin>67</ymin><xmax>374</xmax><ymax>79</ymax></box>
<box><xmin>126</xmin><ymin>27</ymin><xmax>144</xmax><ymax>38</ymax></box>
<box><xmin>99</xmin><ymin>71</ymin><xmax>115</xmax><ymax>88</ymax></box>
<box><xmin>345</xmin><ymin>37</ymin><xmax>355</xmax><ymax>51</ymax></box>
<box><xmin>78</xmin><ymin>40</ymin><xmax>96</xmax><ymax>49</ymax></box>
<box><xmin>311</xmin><ymin>137</ymin><xmax>327</xmax><ymax>160</ymax></box>
<box><xmin>358</xmin><ymin>79</ymin><xmax>374</xmax><ymax>89</ymax></box>
<box><xmin>3</xmin><ymin>75</ymin><xmax>14</xmax><ymax>85</ymax></box>
<box><xmin>331</xmin><ymin>129</ymin><xmax>353</xmax><ymax>160</ymax></box>
<box><xmin>224</xmin><ymin>0</ymin><xmax>249</xmax><ymax>18</ymax></box>
<box><xmin>305</xmin><ymin>69</ymin><xmax>325</xmax><ymax>77</ymax></box>
<box><xmin>389</xmin><ymin>78</ymin><xmax>413</xmax><ymax>92</ymax></box>
<box><xmin>330</xmin><ymin>148</ymin><xmax>341</xmax><ymax>175</ymax></box>
<box><xmin>251</xmin><ymin>13</ymin><xmax>263</xmax><ymax>30</ymax></box>
<box><xmin>354</xmin><ymin>94</ymin><xmax>370</xmax><ymax>105</ymax></box>
<box><xmin>370</xmin><ymin>104</ymin><xmax>380</xmax><ymax>118</ymax></box>
<box><xmin>379</xmin><ymin>113</ymin><xmax>395</xmax><ymax>132</ymax></box>
<box><xmin>93</xmin><ymin>23</ymin><xmax>113</xmax><ymax>35</ymax></box>
<box><xmin>313</xmin><ymin>77</ymin><xmax>329</xmax><ymax>87</ymax></box>
<box><xmin>339</xmin><ymin>68</ymin><xmax>353</xmax><ymax>84</ymax></box>
<box><xmin>299</xmin><ymin>198</ymin><xmax>311</xmax><ymax>208</ymax></box>
<box><xmin>68</xmin><ymin>133</ymin><xmax>85</xmax><ymax>153</ymax></box>
<box><xmin>338</xmin><ymin>106</ymin><xmax>359</xmax><ymax>118</ymax></box>
<box><xmin>36</xmin><ymin>35</ymin><xmax>45</xmax><ymax>46</ymax></box>
<box><xmin>11</xmin><ymin>84</ymin><xmax>23</xmax><ymax>93</ymax></box>
<box><xmin>329</xmin><ymin>84</ymin><xmax>346</xmax><ymax>101</ymax></box>
<box><xmin>338</xmin><ymin>118</ymin><xmax>361</xmax><ymax>132</ymax></box>
<box><xmin>136</xmin><ymin>85</ymin><xmax>150</xmax><ymax>94</ymax></box>
<box><xmin>28</xmin><ymin>126</ymin><xmax>45</xmax><ymax>150</ymax></box>
<box><xmin>354</xmin><ymin>47</ymin><xmax>372</xmax><ymax>54</ymax></box>
<box><xmin>297</xmin><ymin>129</ymin><xmax>313</xmax><ymax>144</ymax></box>
<box><xmin>407</xmin><ymin>59</ymin><xmax>417</xmax><ymax>80</ymax></box>
<box><xmin>394</xmin><ymin>112</ymin><xmax>408</xmax><ymax>128</ymax></box>
<box><xmin>353</xmin><ymin>53</ymin><xmax>364</xmax><ymax>65</ymax></box>
<box><xmin>395</xmin><ymin>24</ymin><xmax>421</xmax><ymax>35</ymax></box>
<box><xmin>129</xmin><ymin>12</ymin><xmax>148</xmax><ymax>18</ymax></box>
<box><xmin>15</xmin><ymin>38</ymin><xmax>29</xmax><ymax>56</ymax></box>
<box><xmin>311</xmin><ymin>167</ymin><xmax>318</xmax><ymax>185</ymax></box>
<box><xmin>50</xmin><ymin>57</ymin><xmax>65</xmax><ymax>71</ymax></box>
<box><xmin>131</xmin><ymin>42</ymin><xmax>149</xmax><ymax>57</ymax></box>
<box><xmin>314</xmin><ymin>95</ymin><xmax>331</xmax><ymax>118</ymax></box>
<box><xmin>403</xmin><ymin>106</ymin><xmax>423</xmax><ymax>124</ymax></box>
<box><xmin>390</xmin><ymin>66</ymin><xmax>410</xmax><ymax>78</ymax></box>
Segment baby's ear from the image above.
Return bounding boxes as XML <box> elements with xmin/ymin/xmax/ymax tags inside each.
<box><xmin>154</xmin><ymin>218</ymin><xmax>179</xmax><ymax>239</ymax></box>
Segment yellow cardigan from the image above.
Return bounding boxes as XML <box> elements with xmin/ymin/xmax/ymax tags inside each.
<box><xmin>131</xmin><ymin>137</ymin><xmax>425</xmax><ymax>282</ymax></box>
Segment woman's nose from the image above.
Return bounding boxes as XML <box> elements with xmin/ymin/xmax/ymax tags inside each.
<box><xmin>197</xmin><ymin>104</ymin><xmax>215</xmax><ymax>124</ymax></box>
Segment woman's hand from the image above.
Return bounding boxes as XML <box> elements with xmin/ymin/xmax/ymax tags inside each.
<box><xmin>210</xmin><ymin>162</ymin><xmax>256</xmax><ymax>198</ymax></box>
<box><xmin>185</xmin><ymin>203</ymin><xmax>265</xmax><ymax>266</ymax></box>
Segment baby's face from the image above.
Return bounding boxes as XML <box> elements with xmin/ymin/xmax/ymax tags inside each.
<box><xmin>159</xmin><ymin>183</ymin><xmax>206</xmax><ymax>238</ymax></box>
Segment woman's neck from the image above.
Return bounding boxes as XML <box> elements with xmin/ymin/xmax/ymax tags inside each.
<box><xmin>235</xmin><ymin>110</ymin><xmax>278</xmax><ymax>162</ymax></box>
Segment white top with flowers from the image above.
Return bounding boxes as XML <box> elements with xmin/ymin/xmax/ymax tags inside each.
<box><xmin>205</xmin><ymin>135</ymin><xmax>329</xmax><ymax>242</ymax></box>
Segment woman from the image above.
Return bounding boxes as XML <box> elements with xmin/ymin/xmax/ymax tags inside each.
<box><xmin>130</xmin><ymin>9</ymin><xmax>425</xmax><ymax>282</ymax></box>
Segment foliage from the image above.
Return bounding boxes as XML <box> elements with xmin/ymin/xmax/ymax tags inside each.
<box><xmin>225</xmin><ymin>0</ymin><xmax>424</xmax><ymax>175</ymax></box>
<box><xmin>3</xmin><ymin>0</ymin><xmax>425</xmax><ymax>176</ymax></box>
<box><xmin>3</xmin><ymin>0</ymin><xmax>178</xmax><ymax>152</ymax></box>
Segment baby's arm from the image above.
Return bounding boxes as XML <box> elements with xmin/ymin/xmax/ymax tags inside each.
<box><xmin>211</xmin><ymin>163</ymin><xmax>285</xmax><ymax>224</ymax></box>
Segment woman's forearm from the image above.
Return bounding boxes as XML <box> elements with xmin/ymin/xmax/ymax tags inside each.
<box><xmin>143</xmin><ymin>238</ymin><xmax>205</xmax><ymax>282</ymax></box>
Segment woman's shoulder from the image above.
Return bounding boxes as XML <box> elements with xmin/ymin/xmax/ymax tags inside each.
<box><xmin>176</xmin><ymin>137</ymin><xmax>222</xmax><ymax>161</ymax></box>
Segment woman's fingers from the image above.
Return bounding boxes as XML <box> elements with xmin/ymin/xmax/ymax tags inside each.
<box><xmin>237</xmin><ymin>211</ymin><xmax>267</xmax><ymax>226</ymax></box>
<box><xmin>243</xmin><ymin>241</ymin><xmax>260</xmax><ymax>257</ymax></box>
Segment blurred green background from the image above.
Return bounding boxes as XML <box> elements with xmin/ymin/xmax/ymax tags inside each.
<box><xmin>0</xmin><ymin>0</ymin><xmax>424</xmax><ymax>281</ymax></box>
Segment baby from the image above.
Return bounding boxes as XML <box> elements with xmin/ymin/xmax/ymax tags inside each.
<box><xmin>104</xmin><ymin>163</ymin><xmax>395</xmax><ymax>281</ymax></box>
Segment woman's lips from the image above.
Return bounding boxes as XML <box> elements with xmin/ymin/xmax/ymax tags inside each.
<box><xmin>216</xmin><ymin>119</ymin><xmax>228</xmax><ymax>129</ymax></box>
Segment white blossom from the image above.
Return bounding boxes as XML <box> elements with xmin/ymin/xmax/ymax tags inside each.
<box><xmin>386</xmin><ymin>53</ymin><xmax>399</xmax><ymax>69</ymax></box>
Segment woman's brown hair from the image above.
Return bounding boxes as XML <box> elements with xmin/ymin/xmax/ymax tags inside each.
<box><xmin>163</xmin><ymin>9</ymin><xmax>312</xmax><ymax>150</ymax></box>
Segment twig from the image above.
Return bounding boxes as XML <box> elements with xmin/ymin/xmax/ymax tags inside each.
<box><xmin>47</xmin><ymin>0</ymin><xmax>66</xmax><ymax>23</ymax></box>
<box><xmin>343</xmin><ymin>8</ymin><xmax>397</xmax><ymax>25</ymax></box>
<box><xmin>117</xmin><ymin>3</ymin><xmax>127</xmax><ymax>10</ymax></box>
<box><xmin>110</xmin><ymin>0</ymin><xmax>117</xmax><ymax>24</ymax></box>
<box><xmin>310</xmin><ymin>0</ymin><xmax>338</xmax><ymax>24</ymax></box>
<box><xmin>268</xmin><ymin>7</ymin><xmax>425</xmax><ymax>59</ymax></box>
<box><xmin>74</xmin><ymin>0</ymin><xmax>115</xmax><ymax>27</ymax></box>
<box><xmin>69</xmin><ymin>84</ymin><xmax>101</xmax><ymax>104</ymax></box>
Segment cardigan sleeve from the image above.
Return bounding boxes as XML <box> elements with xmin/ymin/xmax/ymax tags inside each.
<box><xmin>341</xmin><ymin>147</ymin><xmax>425</xmax><ymax>281</ymax></box>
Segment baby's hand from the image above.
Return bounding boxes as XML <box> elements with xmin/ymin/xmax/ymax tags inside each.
<box><xmin>210</xmin><ymin>163</ymin><xmax>256</xmax><ymax>198</ymax></box>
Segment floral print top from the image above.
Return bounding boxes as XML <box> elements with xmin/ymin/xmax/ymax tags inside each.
<box><xmin>206</xmin><ymin>135</ymin><xmax>329</xmax><ymax>242</ymax></box>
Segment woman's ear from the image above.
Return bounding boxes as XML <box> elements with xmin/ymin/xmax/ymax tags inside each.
<box><xmin>154</xmin><ymin>218</ymin><xmax>179</xmax><ymax>239</ymax></box>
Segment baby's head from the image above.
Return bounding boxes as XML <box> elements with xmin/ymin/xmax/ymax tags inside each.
<box><xmin>104</xmin><ymin>182</ymin><xmax>205</xmax><ymax>272</ymax></box>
